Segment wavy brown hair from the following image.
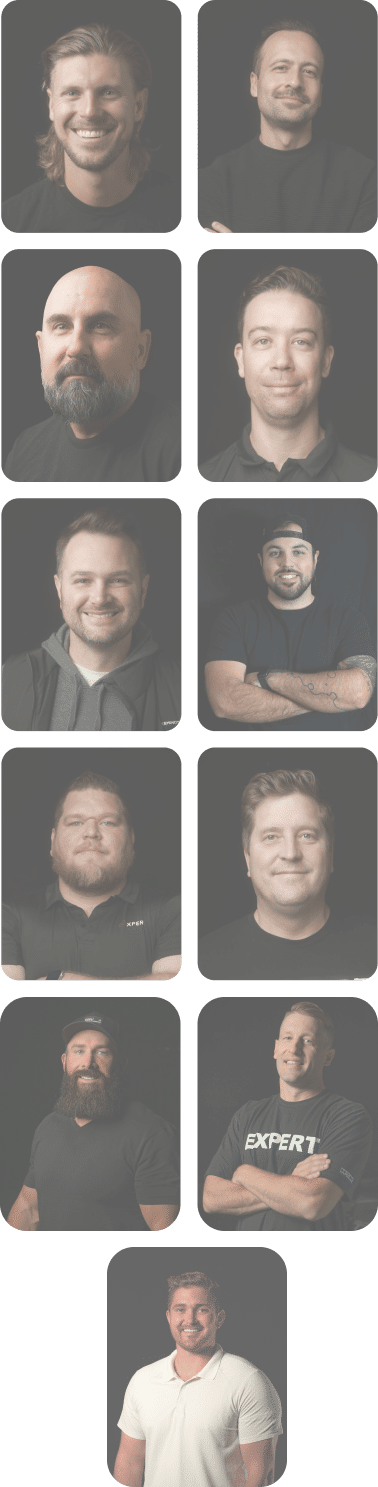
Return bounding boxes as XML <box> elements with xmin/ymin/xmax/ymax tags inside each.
<box><xmin>37</xmin><ymin>24</ymin><xmax>152</xmax><ymax>186</ymax></box>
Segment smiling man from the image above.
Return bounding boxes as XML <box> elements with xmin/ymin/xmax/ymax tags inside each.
<box><xmin>198</xmin><ymin>768</ymin><xmax>376</xmax><ymax>980</ymax></box>
<box><xmin>205</xmin><ymin>513</ymin><xmax>376</xmax><ymax>729</ymax></box>
<box><xmin>7</xmin><ymin>1012</ymin><xmax>179</xmax><ymax>1231</ymax></box>
<box><xmin>3</xmin><ymin>25</ymin><xmax>179</xmax><ymax>232</ymax></box>
<box><xmin>199</xmin><ymin>20</ymin><xmax>376</xmax><ymax>232</ymax></box>
<box><xmin>200</xmin><ymin>266</ymin><xmax>375</xmax><ymax>482</ymax></box>
<box><xmin>4</xmin><ymin>264</ymin><xmax>180</xmax><ymax>483</ymax></box>
<box><xmin>2</xmin><ymin>771</ymin><xmax>181</xmax><ymax>981</ymax></box>
<box><xmin>114</xmin><ymin>1271</ymin><xmax>282</xmax><ymax>1486</ymax></box>
<box><xmin>2</xmin><ymin>510</ymin><xmax>180</xmax><ymax>731</ymax></box>
<box><xmin>203</xmin><ymin>1002</ymin><xmax>373</xmax><ymax>1232</ymax></box>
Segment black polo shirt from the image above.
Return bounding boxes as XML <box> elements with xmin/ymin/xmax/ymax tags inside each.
<box><xmin>198</xmin><ymin>912</ymin><xmax>377</xmax><ymax>981</ymax></box>
<box><xmin>2</xmin><ymin>881</ymin><xmax>181</xmax><ymax>980</ymax></box>
<box><xmin>200</xmin><ymin>422</ymin><xmax>376</xmax><ymax>483</ymax></box>
<box><xmin>24</xmin><ymin>1104</ymin><xmax>180</xmax><ymax>1231</ymax></box>
<box><xmin>4</xmin><ymin>389</ymin><xmax>181</xmax><ymax>484</ymax></box>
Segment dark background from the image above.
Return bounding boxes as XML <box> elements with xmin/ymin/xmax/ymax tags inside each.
<box><xmin>198</xmin><ymin>996</ymin><xmax>378</xmax><ymax>1231</ymax></box>
<box><xmin>198</xmin><ymin>249</ymin><xmax>377</xmax><ymax>464</ymax></box>
<box><xmin>198</xmin><ymin>0</ymin><xmax>377</xmax><ymax>166</ymax></box>
<box><xmin>2</xmin><ymin>0</ymin><xmax>181</xmax><ymax>199</ymax></box>
<box><xmin>2</xmin><ymin>746</ymin><xmax>181</xmax><ymax>902</ymax></box>
<box><xmin>2</xmin><ymin>249</ymin><xmax>181</xmax><ymax>462</ymax></box>
<box><xmin>198</xmin><ymin>746</ymin><xmax>377</xmax><ymax>934</ymax></box>
<box><xmin>198</xmin><ymin>496</ymin><xmax>377</xmax><ymax>731</ymax></box>
<box><xmin>108</xmin><ymin>1246</ymin><xmax>287</xmax><ymax>1478</ymax></box>
<box><xmin>0</xmin><ymin>993</ymin><xmax>179</xmax><ymax>1217</ymax></box>
<box><xmin>2</xmin><ymin>497</ymin><xmax>181</xmax><ymax>664</ymax></box>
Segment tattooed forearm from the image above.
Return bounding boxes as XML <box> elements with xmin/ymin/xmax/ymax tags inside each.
<box><xmin>265</xmin><ymin>656</ymin><xmax>376</xmax><ymax>713</ymax></box>
<box><xmin>337</xmin><ymin>655</ymin><xmax>377</xmax><ymax>694</ymax></box>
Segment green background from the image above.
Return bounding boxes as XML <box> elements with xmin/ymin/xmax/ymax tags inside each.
<box><xmin>0</xmin><ymin>0</ymin><xmax>376</xmax><ymax>1481</ymax></box>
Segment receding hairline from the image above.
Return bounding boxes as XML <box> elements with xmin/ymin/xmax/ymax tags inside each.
<box><xmin>42</xmin><ymin>267</ymin><xmax>141</xmax><ymax>329</ymax></box>
<box><xmin>256</xmin><ymin>28</ymin><xmax>325</xmax><ymax>72</ymax></box>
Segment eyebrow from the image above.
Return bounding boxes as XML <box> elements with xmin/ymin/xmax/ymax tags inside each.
<box><xmin>45</xmin><ymin>312</ymin><xmax>120</xmax><ymax>327</ymax></box>
<box><xmin>69</xmin><ymin>568</ymin><xmax>134</xmax><ymax>577</ymax></box>
<box><xmin>269</xmin><ymin>56</ymin><xmax>320</xmax><ymax>69</ymax></box>
<box><xmin>248</xmin><ymin>325</ymin><xmax>317</xmax><ymax>335</ymax></box>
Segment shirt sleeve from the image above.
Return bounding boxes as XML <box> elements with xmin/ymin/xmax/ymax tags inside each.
<box><xmin>153</xmin><ymin>895</ymin><xmax>181</xmax><ymax>960</ymax></box>
<box><xmin>205</xmin><ymin>1110</ymin><xmax>243</xmax><ymax>1181</ymax></box>
<box><xmin>23</xmin><ymin>1129</ymin><xmax>38</xmax><ymax>1189</ymax></box>
<box><xmin>238</xmin><ymin>1367</ymin><xmax>283</xmax><ymax>1444</ymax></box>
<box><xmin>333</xmin><ymin>608</ymin><xmax>376</xmax><ymax>666</ymax></box>
<box><xmin>130</xmin><ymin>1111</ymin><xmax>180</xmax><ymax>1205</ymax></box>
<box><xmin>206</xmin><ymin>606</ymin><xmax>254</xmax><ymax>666</ymax></box>
<box><xmin>317</xmin><ymin>1101</ymin><xmax>373</xmax><ymax>1199</ymax></box>
<box><xmin>117</xmin><ymin>1377</ymin><xmax>146</xmax><ymax>1440</ymax></box>
<box><xmin>2</xmin><ymin>901</ymin><xmax>23</xmax><ymax>965</ymax></box>
<box><xmin>198</xmin><ymin>161</ymin><xmax>229</xmax><ymax>229</ymax></box>
<box><xmin>350</xmin><ymin>166</ymin><xmax>377</xmax><ymax>231</ymax></box>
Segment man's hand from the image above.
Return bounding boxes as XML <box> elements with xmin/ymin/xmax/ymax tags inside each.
<box><xmin>206</xmin><ymin>221</ymin><xmax>233</xmax><ymax>232</ymax></box>
<box><xmin>291</xmin><ymin>1153</ymin><xmax>330</xmax><ymax>1179</ymax></box>
<box><xmin>205</xmin><ymin>660</ymin><xmax>310</xmax><ymax>721</ymax></box>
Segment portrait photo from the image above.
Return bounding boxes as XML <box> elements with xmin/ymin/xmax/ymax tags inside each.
<box><xmin>1</xmin><ymin>994</ymin><xmax>180</xmax><ymax>1232</ymax></box>
<box><xmin>199</xmin><ymin>996</ymin><xmax>378</xmax><ymax>1232</ymax></box>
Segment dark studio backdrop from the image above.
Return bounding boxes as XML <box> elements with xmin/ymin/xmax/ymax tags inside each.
<box><xmin>2</xmin><ymin>497</ymin><xmax>181</xmax><ymax>664</ymax></box>
<box><xmin>2</xmin><ymin>746</ymin><xmax>181</xmax><ymax>903</ymax></box>
<box><xmin>198</xmin><ymin>496</ymin><xmax>377</xmax><ymax>731</ymax></box>
<box><xmin>0</xmin><ymin>994</ymin><xmax>179</xmax><ymax>1219</ymax></box>
<box><xmin>2</xmin><ymin>249</ymin><xmax>181</xmax><ymax>463</ymax></box>
<box><xmin>198</xmin><ymin>249</ymin><xmax>377</xmax><ymax>466</ymax></box>
<box><xmin>1</xmin><ymin>0</ymin><xmax>181</xmax><ymax>200</ymax></box>
<box><xmin>198</xmin><ymin>746</ymin><xmax>377</xmax><ymax>934</ymax></box>
<box><xmin>198</xmin><ymin>0</ymin><xmax>377</xmax><ymax>167</ymax></box>
<box><xmin>198</xmin><ymin>997</ymin><xmax>378</xmax><ymax>1231</ymax></box>
<box><xmin>107</xmin><ymin>1246</ymin><xmax>287</xmax><ymax>1478</ymax></box>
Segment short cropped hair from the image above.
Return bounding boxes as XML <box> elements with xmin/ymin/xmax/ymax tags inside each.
<box><xmin>252</xmin><ymin>20</ymin><xmax>324</xmax><ymax>77</ymax></box>
<box><xmin>281</xmin><ymin>1000</ymin><xmax>335</xmax><ymax>1048</ymax></box>
<box><xmin>167</xmin><ymin>1272</ymin><xmax>222</xmax><ymax>1313</ymax></box>
<box><xmin>55</xmin><ymin>509</ymin><xmax>147</xmax><ymax>578</ymax></box>
<box><xmin>241</xmin><ymin>769</ymin><xmax>334</xmax><ymax>851</ymax></box>
<box><xmin>37</xmin><ymin>24</ymin><xmax>152</xmax><ymax>184</ymax></box>
<box><xmin>237</xmin><ymin>266</ymin><xmax>332</xmax><ymax>349</ymax></box>
<box><xmin>53</xmin><ymin>771</ymin><xmax>133</xmax><ymax>833</ymax></box>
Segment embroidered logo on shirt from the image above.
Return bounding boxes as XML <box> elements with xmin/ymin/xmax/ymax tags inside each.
<box><xmin>340</xmin><ymin>1167</ymin><xmax>354</xmax><ymax>1183</ymax></box>
<box><xmin>245</xmin><ymin>1131</ymin><xmax>321</xmax><ymax>1154</ymax></box>
<box><xmin>118</xmin><ymin>918</ymin><xmax>144</xmax><ymax>928</ymax></box>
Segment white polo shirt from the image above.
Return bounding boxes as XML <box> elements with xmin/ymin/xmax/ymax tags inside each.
<box><xmin>118</xmin><ymin>1345</ymin><xmax>283</xmax><ymax>1487</ymax></box>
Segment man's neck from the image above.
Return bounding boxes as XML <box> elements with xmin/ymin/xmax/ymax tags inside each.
<box><xmin>278</xmin><ymin>1078</ymin><xmax>326</xmax><ymax>1104</ymax></box>
<box><xmin>68</xmin><ymin>628</ymin><xmax>134</xmax><ymax>673</ymax></box>
<box><xmin>74</xmin><ymin>1116</ymin><xmax>92</xmax><ymax>1126</ymax></box>
<box><xmin>250</xmin><ymin>404</ymin><xmax>324</xmax><ymax>471</ymax></box>
<box><xmin>58</xmin><ymin>876</ymin><xmax>127</xmax><ymax>916</ymax></box>
<box><xmin>64</xmin><ymin>148</ymin><xmax>137</xmax><ymax>207</ymax></box>
<box><xmin>259</xmin><ymin>115</ymin><xmax>313</xmax><ymax>151</ymax></box>
<box><xmin>267</xmin><ymin>587</ymin><xmax>315</xmax><ymax>611</ymax></box>
<box><xmin>173</xmin><ymin>1345</ymin><xmax>218</xmax><ymax>1381</ymax></box>
<box><xmin>254</xmin><ymin>899</ymin><xmax>330</xmax><ymax>940</ymax></box>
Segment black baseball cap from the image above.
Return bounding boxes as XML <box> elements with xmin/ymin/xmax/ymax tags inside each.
<box><xmin>62</xmin><ymin>1012</ymin><xmax>119</xmax><ymax>1049</ymax></box>
<box><xmin>261</xmin><ymin>514</ymin><xmax>314</xmax><ymax>546</ymax></box>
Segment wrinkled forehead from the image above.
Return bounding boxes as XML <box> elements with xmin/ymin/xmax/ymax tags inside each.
<box><xmin>259</xmin><ymin>30</ymin><xmax>324</xmax><ymax>73</ymax></box>
<box><xmin>43</xmin><ymin>268</ymin><xmax>141</xmax><ymax>329</ymax></box>
<box><xmin>243</xmin><ymin>289</ymin><xmax>323</xmax><ymax>340</ymax></box>
<box><xmin>50</xmin><ymin>51</ymin><xmax>133</xmax><ymax>92</ymax></box>
<box><xmin>251</xmin><ymin>791</ymin><xmax>324</xmax><ymax>833</ymax></box>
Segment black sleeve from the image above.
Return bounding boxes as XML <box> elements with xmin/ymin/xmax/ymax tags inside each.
<box><xmin>333</xmin><ymin>608</ymin><xmax>376</xmax><ymax>666</ymax></box>
<box><xmin>318</xmin><ymin>1101</ymin><xmax>373</xmax><ymax>1199</ymax></box>
<box><xmin>2</xmin><ymin>902</ymin><xmax>23</xmax><ymax>966</ymax></box>
<box><xmin>205</xmin><ymin>1109</ymin><xmax>243</xmax><ymax>1180</ymax></box>
<box><xmin>206</xmin><ymin>606</ymin><xmax>256</xmax><ymax>665</ymax></box>
<box><xmin>198</xmin><ymin>161</ymin><xmax>230</xmax><ymax>229</ymax></box>
<box><xmin>152</xmin><ymin>895</ymin><xmax>181</xmax><ymax>961</ymax></box>
<box><xmin>350</xmin><ymin>166</ymin><xmax>377</xmax><ymax>231</ymax></box>
<box><xmin>131</xmin><ymin>1111</ymin><xmax>180</xmax><ymax>1205</ymax></box>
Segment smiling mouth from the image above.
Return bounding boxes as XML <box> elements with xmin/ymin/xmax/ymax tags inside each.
<box><xmin>73</xmin><ymin>128</ymin><xmax>114</xmax><ymax>139</ymax></box>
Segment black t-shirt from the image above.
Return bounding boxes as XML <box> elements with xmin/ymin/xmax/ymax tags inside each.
<box><xmin>198</xmin><ymin>136</ymin><xmax>377</xmax><ymax>233</ymax></box>
<box><xmin>24</xmin><ymin>1104</ymin><xmax>179</xmax><ymax>1231</ymax></box>
<box><xmin>2</xmin><ymin>881</ymin><xmax>181</xmax><ymax>980</ymax></box>
<box><xmin>206</xmin><ymin>596</ymin><xmax>375</xmax><ymax>730</ymax></box>
<box><xmin>2</xmin><ymin>172</ymin><xmax>180</xmax><ymax>233</ymax></box>
<box><xmin>205</xmin><ymin>1091</ymin><xmax>373</xmax><ymax>1231</ymax></box>
<box><xmin>198</xmin><ymin>913</ymin><xmax>377</xmax><ymax>981</ymax></box>
<box><xmin>4</xmin><ymin>390</ymin><xmax>180</xmax><ymax>484</ymax></box>
<box><xmin>200</xmin><ymin>422</ymin><xmax>376</xmax><ymax>484</ymax></box>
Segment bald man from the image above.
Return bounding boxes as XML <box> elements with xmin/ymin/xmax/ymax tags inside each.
<box><xmin>4</xmin><ymin>266</ymin><xmax>180</xmax><ymax>483</ymax></box>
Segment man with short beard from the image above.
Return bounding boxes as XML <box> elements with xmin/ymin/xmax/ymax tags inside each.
<box><xmin>7</xmin><ymin>1013</ymin><xmax>180</xmax><ymax>1231</ymax></box>
<box><xmin>2</xmin><ymin>772</ymin><xmax>181</xmax><ymax>981</ymax></box>
<box><xmin>2</xmin><ymin>509</ymin><xmax>180</xmax><ymax>731</ymax></box>
<box><xmin>4</xmin><ymin>265</ymin><xmax>180</xmax><ymax>483</ymax></box>
<box><xmin>205</xmin><ymin>513</ymin><xmax>376</xmax><ymax>729</ymax></box>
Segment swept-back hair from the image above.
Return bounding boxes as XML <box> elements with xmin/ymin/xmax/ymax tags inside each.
<box><xmin>241</xmin><ymin>769</ymin><xmax>334</xmax><ymax>851</ymax></box>
<box><xmin>237</xmin><ymin>266</ymin><xmax>332</xmax><ymax>347</ymax></box>
<box><xmin>37</xmin><ymin>24</ymin><xmax>152</xmax><ymax>185</ymax></box>
<box><xmin>282</xmin><ymin>1000</ymin><xmax>335</xmax><ymax>1047</ymax></box>
<box><xmin>55</xmin><ymin>509</ymin><xmax>147</xmax><ymax>577</ymax></box>
<box><xmin>167</xmin><ymin>1271</ymin><xmax>222</xmax><ymax>1313</ymax></box>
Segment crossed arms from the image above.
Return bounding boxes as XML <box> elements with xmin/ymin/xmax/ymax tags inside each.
<box><xmin>205</xmin><ymin>655</ymin><xmax>377</xmax><ymax>722</ymax></box>
<box><xmin>6</xmin><ymin>1185</ymin><xmax>178</xmax><ymax>1232</ymax></box>
<box><xmin>203</xmin><ymin>1153</ymin><xmax>344</xmax><ymax>1223</ymax></box>
<box><xmin>113</xmin><ymin>1433</ymin><xmax>278</xmax><ymax>1486</ymax></box>
<box><xmin>2</xmin><ymin>955</ymin><xmax>181</xmax><ymax>982</ymax></box>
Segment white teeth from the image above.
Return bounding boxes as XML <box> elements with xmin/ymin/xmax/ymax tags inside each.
<box><xmin>76</xmin><ymin>130</ymin><xmax>107</xmax><ymax>138</ymax></box>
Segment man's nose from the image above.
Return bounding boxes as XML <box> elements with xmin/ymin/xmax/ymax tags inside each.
<box><xmin>78</xmin><ymin>1049</ymin><xmax>93</xmax><ymax>1069</ymax></box>
<box><xmin>284</xmin><ymin>66</ymin><xmax>303</xmax><ymax>90</ymax></box>
<box><xmin>65</xmin><ymin>323</ymin><xmax>92</xmax><ymax>357</ymax></box>
<box><xmin>279</xmin><ymin>832</ymin><xmax>302</xmax><ymax>858</ymax></box>
<box><xmin>90</xmin><ymin>579</ymin><xmax>110</xmax><ymax>604</ymax></box>
<box><xmin>271</xmin><ymin>343</ymin><xmax>295</xmax><ymax>369</ymax></box>
<box><xmin>83</xmin><ymin>817</ymin><xmax>101</xmax><ymax>837</ymax></box>
<box><xmin>80</xmin><ymin>90</ymin><xmax>101</xmax><ymax>118</ymax></box>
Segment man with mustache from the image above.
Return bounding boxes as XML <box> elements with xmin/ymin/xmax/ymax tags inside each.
<box><xmin>4</xmin><ymin>265</ymin><xmax>180</xmax><ymax>483</ymax></box>
<box><xmin>199</xmin><ymin>21</ymin><xmax>376</xmax><ymax>232</ymax></box>
<box><xmin>202</xmin><ymin>1002</ymin><xmax>373</xmax><ymax>1232</ymax></box>
<box><xmin>2</xmin><ymin>771</ymin><xmax>181</xmax><ymax>981</ymax></box>
<box><xmin>205</xmin><ymin>513</ymin><xmax>376</xmax><ymax>729</ymax></box>
<box><xmin>200</xmin><ymin>266</ymin><xmax>375</xmax><ymax>482</ymax></box>
<box><xmin>114</xmin><ymin>1271</ymin><xmax>282</xmax><ymax>1485</ymax></box>
<box><xmin>2</xmin><ymin>509</ymin><xmax>180</xmax><ymax>731</ymax></box>
<box><xmin>198</xmin><ymin>768</ymin><xmax>376</xmax><ymax>980</ymax></box>
<box><xmin>7</xmin><ymin>1012</ymin><xmax>179</xmax><ymax>1231</ymax></box>
<box><xmin>2</xmin><ymin>24</ymin><xmax>179</xmax><ymax>233</ymax></box>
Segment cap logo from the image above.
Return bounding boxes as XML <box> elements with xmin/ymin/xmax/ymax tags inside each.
<box><xmin>85</xmin><ymin>1016</ymin><xmax>102</xmax><ymax>1024</ymax></box>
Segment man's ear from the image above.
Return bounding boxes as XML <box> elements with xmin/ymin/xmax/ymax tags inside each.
<box><xmin>234</xmin><ymin>343</ymin><xmax>245</xmax><ymax>381</ymax></box>
<box><xmin>46</xmin><ymin>88</ymin><xmax>55</xmax><ymax>122</ymax></box>
<box><xmin>257</xmin><ymin>552</ymin><xmax>262</xmax><ymax>569</ymax></box>
<box><xmin>141</xmin><ymin>573</ymin><xmax>150</xmax><ymax>608</ymax></box>
<box><xmin>54</xmin><ymin>573</ymin><xmax>62</xmax><ymax>603</ymax></box>
<box><xmin>216</xmin><ymin>1309</ymin><xmax>226</xmax><ymax>1331</ymax></box>
<box><xmin>50</xmin><ymin>827</ymin><xmax>55</xmax><ymax>859</ymax></box>
<box><xmin>323</xmin><ymin>1046</ymin><xmax>335</xmax><ymax>1069</ymax></box>
<box><xmin>35</xmin><ymin>330</ymin><xmax>42</xmax><ymax>357</ymax></box>
<box><xmin>61</xmin><ymin>1050</ymin><xmax>66</xmax><ymax>1071</ymax></box>
<box><xmin>321</xmin><ymin>345</ymin><xmax>334</xmax><ymax>380</ymax></box>
<box><xmin>136</xmin><ymin>329</ymin><xmax>152</xmax><ymax>370</ymax></box>
<box><xmin>250</xmin><ymin>72</ymin><xmax>258</xmax><ymax>99</ymax></box>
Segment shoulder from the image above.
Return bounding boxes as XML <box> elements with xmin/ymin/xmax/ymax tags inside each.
<box><xmin>319</xmin><ymin>1091</ymin><xmax>371</xmax><ymax>1123</ymax></box>
<box><xmin>325</xmin><ymin>140</ymin><xmax>376</xmax><ymax>174</ymax></box>
<box><xmin>7</xmin><ymin>416</ymin><xmax>58</xmax><ymax>455</ymax></box>
<box><xmin>119</xmin><ymin>1101</ymin><xmax>166</xmax><ymax>1131</ymax></box>
<box><xmin>200</xmin><ymin>916</ymin><xmax>250</xmax><ymax>948</ymax></box>
<box><xmin>220</xmin><ymin>1353</ymin><xmax>272</xmax><ymax>1389</ymax></box>
<box><xmin>329</xmin><ymin>443</ymin><xmax>377</xmax><ymax>482</ymax></box>
<box><xmin>200</xmin><ymin>439</ymin><xmax>241</xmax><ymax>481</ymax></box>
<box><xmin>127</xmin><ymin>1356</ymin><xmax>170</xmax><ymax>1390</ymax></box>
<box><xmin>200</xmin><ymin>141</ymin><xmax>256</xmax><ymax>177</ymax></box>
<box><xmin>2</xmin><ymin>177</ymin><xmax>50</xmax><ymax>227</ymax></box>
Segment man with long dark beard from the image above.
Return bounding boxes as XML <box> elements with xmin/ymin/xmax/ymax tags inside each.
<box><xmin>7</xmin><ymin>1012</ymin><xmax>180</xmax><ymax>1231</ymax></box>
<box><xmin>2</xmin><ymin>771</ymin><xmax>181</xmax><ymax>980</ymax></box>
<box><xmin>4</xmin><ymin>265</ymin><xmax>180</xmax><ymax>482</ymax></box>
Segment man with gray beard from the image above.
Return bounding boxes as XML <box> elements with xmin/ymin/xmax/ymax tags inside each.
<box><xmin>4</xmin><ymin>265</ymin><xmax>180</xmax><ymax>482</ymax></box>
<box><xmin>7</xmin><ymin>1012</ymin><xmax>180</xmax><ymax>1231</ymax></box>
<box><xmin>2</xmin><ymin>772</ymin><xmax>181</xmax><ymax>980</ymax></box>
